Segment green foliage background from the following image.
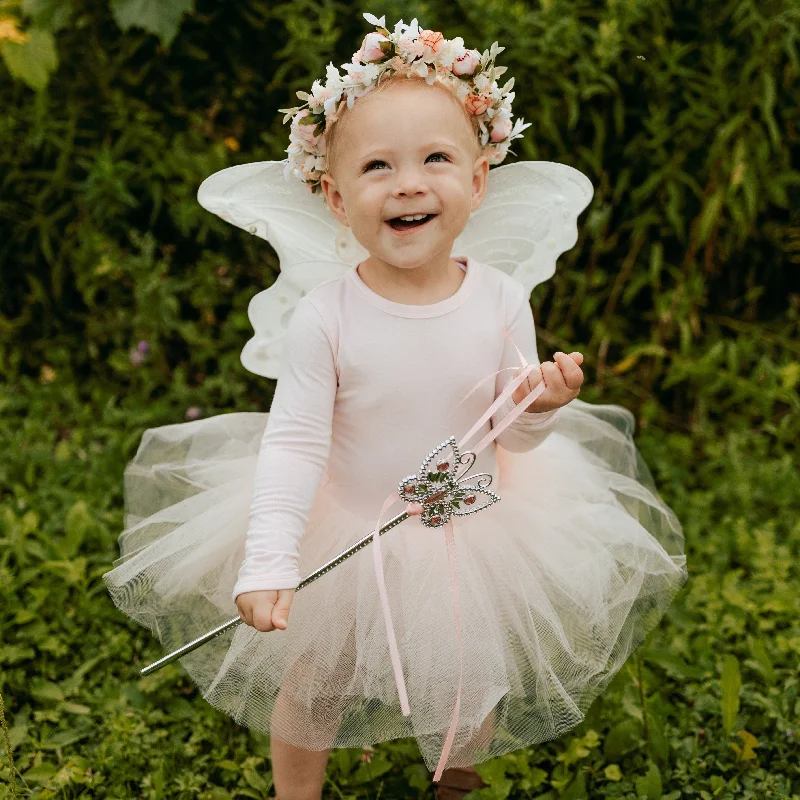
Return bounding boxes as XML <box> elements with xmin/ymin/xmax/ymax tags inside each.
<box><xmin>1</xmin><ymin>0</ymin><xmax>799</xmax><ymax>797</ymax></box>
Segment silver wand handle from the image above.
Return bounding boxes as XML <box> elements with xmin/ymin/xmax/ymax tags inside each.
<box><xmin>139</xmin><ymin>508</ymin><xmax>410</xmax><ymax>676</ymax></box>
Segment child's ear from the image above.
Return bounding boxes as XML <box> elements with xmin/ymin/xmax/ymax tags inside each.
<box><xmin>320</xmin><ymin>173</ymin><xmax>349</xmax><ymax>227</ymax></box>
<box><xmin>470</xmin><ymin>155</ymin><xmax>490</xmax><ymax>212</ymax></box>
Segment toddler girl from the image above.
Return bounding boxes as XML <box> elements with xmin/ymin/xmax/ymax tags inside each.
<box><xmin>105</xmin><ymin>13</ymin><xmax>687</xmax><ymax>800</ymax></box>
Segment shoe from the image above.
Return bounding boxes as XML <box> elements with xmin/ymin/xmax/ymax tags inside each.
<box><xmin>434</xmin><ymin>766</ymin><xmax>487</xmax><ymax>799</ymax></box>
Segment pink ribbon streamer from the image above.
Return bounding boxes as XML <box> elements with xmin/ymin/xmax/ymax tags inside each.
<box><xmin>369</xmin><ymin>330</ymin><xmax>548</xmax><ymax>782</ymax></box>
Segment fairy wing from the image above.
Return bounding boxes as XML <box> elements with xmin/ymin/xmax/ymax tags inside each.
<box><xmin>197</xmin><ymin>159</ymin><xmax>593</xmax><ymax>380</ymax></box>
<box><xmin>197</xmin><ymin>161</ymin><xmax>368</xmax><ymax>378</ymax></box>
<box><xmin>452</xmin><ymin>160</ymin><xmax>594</xmax><ymax>297</ymax></box>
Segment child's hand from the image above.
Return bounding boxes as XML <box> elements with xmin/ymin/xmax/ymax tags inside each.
<box><xmin>236</xmin><ymin>589</ymin><xmax>296</xmax><ymax>632</ymax></box>
<box><xmin>511</xmin><ymin>351</ymin><xmax>584</xmax><ymax>413</ymax></box>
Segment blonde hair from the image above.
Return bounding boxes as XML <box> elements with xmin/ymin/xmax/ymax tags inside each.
<box><xmin>324</xmin><ymin>74</ymin><xmax>481</xmax><ymax>176</ymax></box>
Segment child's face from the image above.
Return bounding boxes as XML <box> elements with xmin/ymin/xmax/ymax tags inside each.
<box><xmin>320</xmin><ymin>80</ymin><xmax>489</xmax><ymax>271</ymax></box>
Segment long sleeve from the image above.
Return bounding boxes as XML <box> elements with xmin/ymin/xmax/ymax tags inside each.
<box><xmin>491</xmin><ymin>284</ymin><xmax>560</xmax><ymax>453</ymax></box>
<box><xmin>232</xmin><ymin>297</ymin><xmax>338</xmax><ymax>600</ymax></box>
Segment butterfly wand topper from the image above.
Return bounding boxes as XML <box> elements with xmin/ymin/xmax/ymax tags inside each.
<box><xmin>140</xmin><ymin>435</ymin><xmax>499</xmax><ymax>676</ymax></box>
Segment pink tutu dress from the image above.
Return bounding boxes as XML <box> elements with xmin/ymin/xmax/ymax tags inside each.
<box><xmin>103</xmin><ymin>161</ymin><xmax>688</xmax><ymax>777</ymax></box>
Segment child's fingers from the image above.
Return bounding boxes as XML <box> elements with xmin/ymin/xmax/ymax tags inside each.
<box><xmin>540</xmin><ymin>361</ymin><xmax>564</xmax><ymax>393</ymax></box>
<box><xmin>515</xmin><ymin>365</ymin><xmax>540</xmax><ymax>388</ymax></box>
<box><xmin>252</xmin><ymin>600</ymin><xmax>276</xmax><ymax>632</ymax></box>
<box><xmin>554</xmin><ymin>352</ymin><xmax>584</xmax><ymax>391</ymax></box>
<box><xmin>519</xmin><ymin>365</ymin><xmax>542</xmax><ymax>391</ymax></box>
<box><xmin>237</xmin><ymin>590</ymin><xmax>279</xmax><ymax>632</ymax></box>
<box><xmin>567</xmin><ymin>351</ymin><xmax>584</xmax><ymax>366</ymax></box>
<box><xmin>235</xmin><ymin>595</ymin><xmax>252</xmax><ymax>627</ymax></box>
<box><xmin>271</xmin><ymin>588</ymin><xmax>295</xmax><ymax>630</ymax></box>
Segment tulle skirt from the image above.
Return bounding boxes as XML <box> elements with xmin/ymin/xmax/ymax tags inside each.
<box><xmin>103</xmin><ymin>400</ymin><xmax>688</xmax><ymax>774</ymax></box>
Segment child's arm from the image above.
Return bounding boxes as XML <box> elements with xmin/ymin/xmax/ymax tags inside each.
<box><xmin>492</xmin><ymin>285</ymin><xmax>576</xmax><ymax>453</ymax></box>
<box><xmin>233</xmin><ymin>296</ymin><xmax>337</xmax><ymax>628</ymax></box>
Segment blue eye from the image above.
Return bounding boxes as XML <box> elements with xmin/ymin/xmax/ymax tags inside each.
<box><xmin>364</xmin><ymin>160</ymin><xmax>388</xmax><ymax>171</ymax></box>
<box><xmin>426</xmin><ymin>152</ymin><xmax>449</xmax><ymax>163</ymax></box>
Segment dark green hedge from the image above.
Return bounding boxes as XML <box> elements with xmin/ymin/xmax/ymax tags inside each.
<box><xmin>1</xmin><ymin>0</ymin><xmax>797</xmax><ymax>437</ymax></box>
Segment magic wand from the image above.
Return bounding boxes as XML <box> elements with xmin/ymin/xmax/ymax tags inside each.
<box><xmin>139</xmin><ymin>435</ymin><xmax>499</xmax><ymax>676</ymax></box>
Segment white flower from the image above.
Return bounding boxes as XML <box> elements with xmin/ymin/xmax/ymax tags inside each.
<box><xmin>325</xmin><ymin>62</ymin><xmax>343</xmax><ymax>87</ymax></box>
<box><xmin>437</xmin><ymin>38</ymin><xmax>466</xmax><ymax>69</ymax></box>
<box><xmin>311</xmin><ymin>84</ymin><xmax>331</xmax><ymax>104</ymax></box>
<box><xmin>392</xmin><ymin>19</ymin><xmax>405</xmax><ymax>36</ymax></box>
<box><xmin>509</xmin><ymin>117</ymin><xmax>532</xmax><ymax>140</ymax></box>
<box><xmin>362</xmin><ymin>62</ymin><xmax>379</xmax><ymax>82</ymax></box>
<box><xmin>363</xmin><ymin>12</ymin><xmax>386</xmax><ymax>27</ymax></box>
<box><xmin>493</xmin><ymin>106</ymin><xmax>511</xmax><ymax>122</ymax></box>
<box><xmin>323</xmin><ymin>95</ymin><xmax>340</xmax><ymax>116</ymax></box>
<box><xmin>342</xmin><ymin>68</ymin><xmax>365</xmax><ymax>85</ymax></box>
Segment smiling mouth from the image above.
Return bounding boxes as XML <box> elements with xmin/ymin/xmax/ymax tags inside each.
<box><xmin>386</xmin><ymin>214</ymin><xmax>437</xmax><ymax>232</ymax></box>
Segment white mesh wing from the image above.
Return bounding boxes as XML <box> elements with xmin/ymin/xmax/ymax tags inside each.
<box><xmin>197</xmin><ymin>161</ymin><xmax>368</xmax><ymax>378</ymax></box>
<box><xmin>452</xmin><ymin>161</ymin><xmax>594</xmax><ymax>297</ymax></box>
<box><xmin>197</xmin><ymin>160</ymin><xmax>593</xmax><ymax>379</ymax></box>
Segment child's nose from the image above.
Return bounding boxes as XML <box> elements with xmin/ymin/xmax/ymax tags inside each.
<box><xmin>392</xmin><ymin>165</ymin><xmax>428</xmax><ymax>196</ymax></box>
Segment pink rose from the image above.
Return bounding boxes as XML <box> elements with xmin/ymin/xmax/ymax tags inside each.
<box><xmin>418</xmin><ymin>29</ymin><xmax>445</xmax><ymax>54</ymax></box>
<box><xmin>490</xmin><ymin>117</ymin><xmax>513</xmax><ymax>142</ymax></box>
<box><xmin>293</xmin><ymin>110</ymin><xmax>321</xmax><ymax>147</ymax></box>
<box><xmin>356</xmin><ymin>31</ymin><xmax>389</xmax><ymax>63</ymax></box>
<box><xmin>452</xmin><ymin>49</ymin><xmax>480</xmax><ymax>76</ymax></box>
<box><xmin>464</xmin><ymin>93</ymin><xmax>491</xmax><ymax>116</ymax></box>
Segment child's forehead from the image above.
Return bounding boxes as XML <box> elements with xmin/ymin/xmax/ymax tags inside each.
<box><xmin>345</xmin><ymin>82</ymin><xmax>476</xmax><ymax>147</ymax></box>
<box><xmin>362</xmin><ymin>78</ymin><xmax>461</xmax><ymax>115</ymax></box>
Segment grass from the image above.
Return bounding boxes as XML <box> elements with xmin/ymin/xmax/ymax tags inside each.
<box><xmin>1</xmin><ymin>344</ymin><xmax>799</xmax><ymax>798</ymax></box>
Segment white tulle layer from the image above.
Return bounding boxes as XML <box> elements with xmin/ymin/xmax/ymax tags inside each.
<box><xmin>103</xmin><ymin>400</ymin><xmax>687</xmax><ymax>773</ymax></box>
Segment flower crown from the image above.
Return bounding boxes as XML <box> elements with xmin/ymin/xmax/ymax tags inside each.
<box><xmin>279</xmin><ymin>12</ymin><xmax>531</xmax><ymax>194</ymax></box>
